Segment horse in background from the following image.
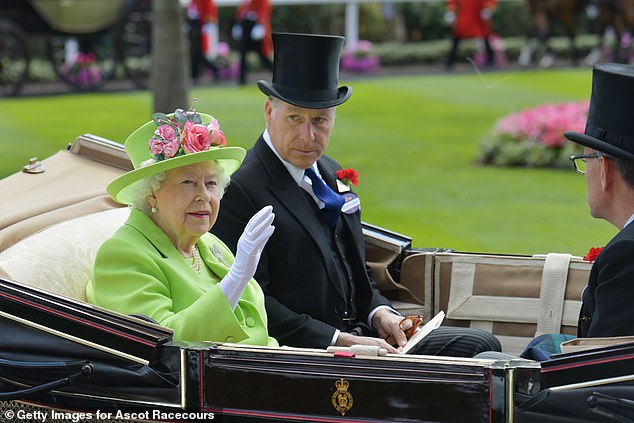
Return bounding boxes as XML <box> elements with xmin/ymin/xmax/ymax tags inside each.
<box><xmin>518</xmin><ymin>0</ymin><xmax>589</xmax><ymax>68</ymax></box>
<box><xmin>585</xmin><ymin>0</ymin><xmax>634</xmax><ymax>64</ymax></box>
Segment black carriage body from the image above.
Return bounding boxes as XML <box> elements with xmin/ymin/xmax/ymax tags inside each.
<box><xmin>0</xmin><ymin>276</ymin><xmax>180</xmax><ymax>412</ymax></box>
<box><xmin>189</xmin><ymin>346</ymin><xmax>509</xmax><ymax>422</ymax></box>
<box><xmin>514</xmin><ymin>346</ymin><xmax>634</xmax><ymax>422</ymax></box>
<box><xmin>1</xmin><ymin>246</ymin><xmax>634</xmax><ymax>422</ymax></box>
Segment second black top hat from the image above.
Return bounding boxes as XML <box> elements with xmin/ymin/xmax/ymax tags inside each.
<box><xmin>565</xmin><ymin>63</ymin><xmax>634</xmax><ymax>161</ymax></box>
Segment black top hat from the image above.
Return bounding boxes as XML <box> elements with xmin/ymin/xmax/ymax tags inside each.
<box><xmin>257</xmin><ymin>32</ymin><xmax>352</xmax><ymax>109</ymax></box>
<box><xmin>565</xmin><ymin>63</ymin><xmax>634</xmax><ymax>161</ymax></box>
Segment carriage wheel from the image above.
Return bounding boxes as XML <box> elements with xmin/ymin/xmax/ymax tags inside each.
<box><xmin>46</xmin><ymin>33</ymin><xmax>117</xmax><ymax>91</ymax></box>
<box><xmin>118</xmin><ymin>3</ymin><xmax>152</xmax><ymax>89</ymax></box>
<box><xmin>0</xmin><ymin>20</ymin><xmax>30</xmax><ymax>97</ymax></box>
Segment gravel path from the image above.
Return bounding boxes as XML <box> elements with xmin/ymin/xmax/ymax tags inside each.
<box><xmin>15</xmin><ymin>59</ymin><xmax>580</xmax><ymax>97</ymax></box>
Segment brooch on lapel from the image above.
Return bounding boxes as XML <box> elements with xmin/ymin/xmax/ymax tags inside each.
<box><xmin>212</xmin><ymin>244</ymin><xmax>231</xmax><ymax>267</ymax></box>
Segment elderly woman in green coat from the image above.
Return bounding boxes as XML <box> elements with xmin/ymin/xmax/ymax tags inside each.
<box><xmin>87</xmin><ymin>108</ymin><xmax>278</xmax><ymax>347</ymax></box>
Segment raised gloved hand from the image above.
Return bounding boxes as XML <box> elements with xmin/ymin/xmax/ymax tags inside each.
<box><xmin>219</xmin><ymin>206</ymin><xmax>275</xmax><ymax>310</ymax></box>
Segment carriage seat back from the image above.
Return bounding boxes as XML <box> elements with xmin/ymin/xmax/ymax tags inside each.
<box><xmin>0</xmin><ymin>207</ymin><xmax>129</xmax><ymax>301</ymax></box>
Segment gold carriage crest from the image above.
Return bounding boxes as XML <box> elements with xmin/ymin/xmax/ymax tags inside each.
<box><xmin>331</xmin><ymin>378</ymin><xmax>354</xmax><ymax>416</ymax></box>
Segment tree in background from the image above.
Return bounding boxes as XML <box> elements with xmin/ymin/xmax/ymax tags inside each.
<box><xmin>152</xmin><ymin>0</ymin><xmax>189</xmax><ymax>113</ymax></box>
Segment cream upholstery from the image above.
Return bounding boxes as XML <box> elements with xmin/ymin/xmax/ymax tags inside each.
<box><xmin>0</xmin><ymin>207</ymin><xmax>129</xmax><ymax>301</ymax></box>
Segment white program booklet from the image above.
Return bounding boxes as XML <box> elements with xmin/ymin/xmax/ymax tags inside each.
<box><xmin>402</xmin><ymin>310</ymin><xmax>445</xmax><ymax>354</ymax></box>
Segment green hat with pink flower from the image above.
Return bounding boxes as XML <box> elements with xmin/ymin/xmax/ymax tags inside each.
<box><xmin>107</xmin><ymin>108</ymin><xmax>245</xmax><ymax>205</ymax></box>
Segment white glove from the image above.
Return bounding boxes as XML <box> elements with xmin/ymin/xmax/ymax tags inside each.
<box><xmin>480</xmin><ymin>8</ymin><xmax>492</xmax><ymax>20</ymax></box>
<box><xmin>219</xmin><ymin>206</ymin><xmax>275</xmax><ymax>310</ymax></box>
<box><xmin>444</xmin><ymin>10</ymin><xmax>456</xmax><ymax>25</ymax></box>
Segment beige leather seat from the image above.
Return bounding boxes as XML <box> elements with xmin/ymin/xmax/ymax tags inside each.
<box><xmin>0</xmin><ymin>207</ymin><xmax>129</xmax><ymax>301</ymax></box>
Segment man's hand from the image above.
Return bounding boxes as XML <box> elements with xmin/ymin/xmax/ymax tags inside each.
<box><xmin>372</xmin><ymin>308</ymin><xmax>410</xmax><ymax>349</ymax></box>
<box><xmin>335</xmin><ymin>331</ymin><xmax>400</xmax><ymax>354</ymax></box>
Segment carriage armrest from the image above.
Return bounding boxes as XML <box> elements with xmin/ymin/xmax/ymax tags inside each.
<box><xmin>69</xmin><ymin>133</ymin><xmax>132</xmax><ymax>171</ymax></box>
<box><xmin>362</xmin><ymin>222</ymin><xmax>412</xmax><ymax>254</ymax></box>
<box><xmin>560</xmin><ymin>336</ymin><xmax>634</xmax><ymax>354</ymax></box>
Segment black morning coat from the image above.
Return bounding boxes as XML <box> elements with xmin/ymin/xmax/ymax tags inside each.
<box><xmin>578</xmin><ymin>220</ymin><xmax>634</xmax><ymax>338</ymax></box>
<box><xmin>212</xmin><ymin>136</ymin><xmax>392</xmax><ymax>348</ymax></box>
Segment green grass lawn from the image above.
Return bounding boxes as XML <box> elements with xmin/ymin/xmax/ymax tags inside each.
<box><xmin>0</xmin><ymin>68</ymin><xmax>615</xmax><ymax>256</ymax></box>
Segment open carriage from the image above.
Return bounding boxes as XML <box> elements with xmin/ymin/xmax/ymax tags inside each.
<box><xmin>0</xmin><ymin>0</ymin><xmax>151</xmax><ymax>96</ymax></box>
<box><xmin>0</xmin><ymin>135</ymin><xmax>633</xmax><ymax>422</ymax></box>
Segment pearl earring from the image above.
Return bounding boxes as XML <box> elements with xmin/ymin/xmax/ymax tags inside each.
<box><xmin>151</xmin><ymin>207</ymin><xmax>157</xmax><ymax>214</ymax></box>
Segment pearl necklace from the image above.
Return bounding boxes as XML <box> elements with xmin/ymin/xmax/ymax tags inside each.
<box><xmin>191</xmin><ymin>245</ymin><xmax>203</xmax><ymax>273</ymax></box>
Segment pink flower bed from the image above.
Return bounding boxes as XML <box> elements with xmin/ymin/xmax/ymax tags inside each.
<box><xmin>478</xmin><ymin>101</ymin><xmax>589</xmax><ymax>168</ymax></box>
<box><xmin>494</xmin><ymin>101</ymin><xmax>589</xmax><ymax>148</ymax></box>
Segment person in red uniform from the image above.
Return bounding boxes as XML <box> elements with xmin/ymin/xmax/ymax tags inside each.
<box><xmin>186</xmin><ymin>0</ymin><xmax>219</xmax><ymax>83</ymax></box>
<box><xmin>445</xmin><ymin>0</ymin><xmax>497</xmax><ymax>69</ymax></box>
<box><xmin>232</xmin><ymin>0</ymin><xmax>274</xmax><ymax>85</ymax></box>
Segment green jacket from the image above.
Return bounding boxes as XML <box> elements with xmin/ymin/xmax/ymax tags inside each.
<box><xmin>87</xmin><ymin>208</ymin><xmax>278</xmax><ymax>346</ymax></box>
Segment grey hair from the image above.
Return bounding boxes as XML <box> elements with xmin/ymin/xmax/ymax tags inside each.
<box><xmin>128</xmin><ymin>161</ymin><xmax>231</xmax><ymax>215</ymax></box>
<box><xmin>610</xmin><ymin>155</ymin><xmax>634</xmax><ymax>189</ymax></box>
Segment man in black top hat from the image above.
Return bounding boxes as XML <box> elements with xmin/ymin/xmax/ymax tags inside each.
<box><xmin>565</xmin><ymin>63</ymin><xmax>634</xmax><ymax>339</ymax></box>
<box><xmin>213</xmin><ymin>32</ymin><xmax>501</xmax><ymax>355</ymax></box>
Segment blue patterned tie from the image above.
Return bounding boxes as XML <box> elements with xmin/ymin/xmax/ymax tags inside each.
<box><xmin>305</xmin><ymin>167</ymin><xmax>344</xmax><ymax>229</ymax></box>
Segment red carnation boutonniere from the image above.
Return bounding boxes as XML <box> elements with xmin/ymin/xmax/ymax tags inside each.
<box><xmin>583</xmin><ymin>247</ymin><xmax>604</xmax><ymax>263</ymax></box>
<box><xmin>336</xmin><ymin>168</ymin><xmax>359</xmax><ymax>188</ymax></box>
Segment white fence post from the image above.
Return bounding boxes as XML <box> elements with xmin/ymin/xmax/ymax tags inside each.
<box><xmin>345</xmin><ymin>0</ymin><xmax>359</xmax><ymax>49</ymax></box>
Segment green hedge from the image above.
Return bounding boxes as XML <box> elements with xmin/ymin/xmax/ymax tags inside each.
<box><xmin>374</xmin><ymin>34</ymin><xmax>600</xmax><ymax>66</ymax></box>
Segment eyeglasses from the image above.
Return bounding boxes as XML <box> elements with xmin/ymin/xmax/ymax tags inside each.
<box><xmin>569</xmin><ymin>153</ymin><xmax>601</xmax><ymax>174</ymax></box>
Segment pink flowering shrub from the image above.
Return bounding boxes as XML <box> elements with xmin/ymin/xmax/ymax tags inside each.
<box><xmin>61</xmin><ymin>53</ymin><xmax>102</xmax><ymax>88</ymax></box>
<box><xmin>478</xmin><ymin>101</ymin><xmax>589</xmax><ymax>168</ymax></box>
<box><xmin>215</xmin><ymin>42</ymin><xmax>239</xmax><ymax>80</ymax></box>
<box><xmin>341</xmin><ymin>40</ymin><xmax>380</xmax><ymax>73</ymax></box>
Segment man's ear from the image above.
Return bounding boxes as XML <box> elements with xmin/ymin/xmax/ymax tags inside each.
<box><xmin>264</xmin><ymin>99</ymin><xmax>273</xmax><ymax>126</ymax></box>
<box><xmin>600</xmin><ymin>156</ymin><xmax>615</xmax><ymax>192</ymax></box>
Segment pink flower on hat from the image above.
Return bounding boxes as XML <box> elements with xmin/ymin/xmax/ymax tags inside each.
<box><xmin>163</xmin><ymin>138</ymin><xmax>180</xmax><ymax>158</ymax></box>
<box><xmin>211</xmin><ymin>128</ymin><xmax>226</xmax><ymax>146</ymax></box>
<box><xmin>155</xmin><ymin>124</ymin><xmax>176</xmax><ymax>143</ymax></box>
<box><xmin>181</xmin><ymin>121</ymin><xmax>211</xmax><ymax>153</ymax></box>
<box><xmin>208</xmin><ymin>119</ymin><xmax>227</xmax><ymax>146</ymax></box>
<box><xmin>149</xmin><ymin>138</ymin><xmax>164</xmax><ymax>156</ymax></box>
